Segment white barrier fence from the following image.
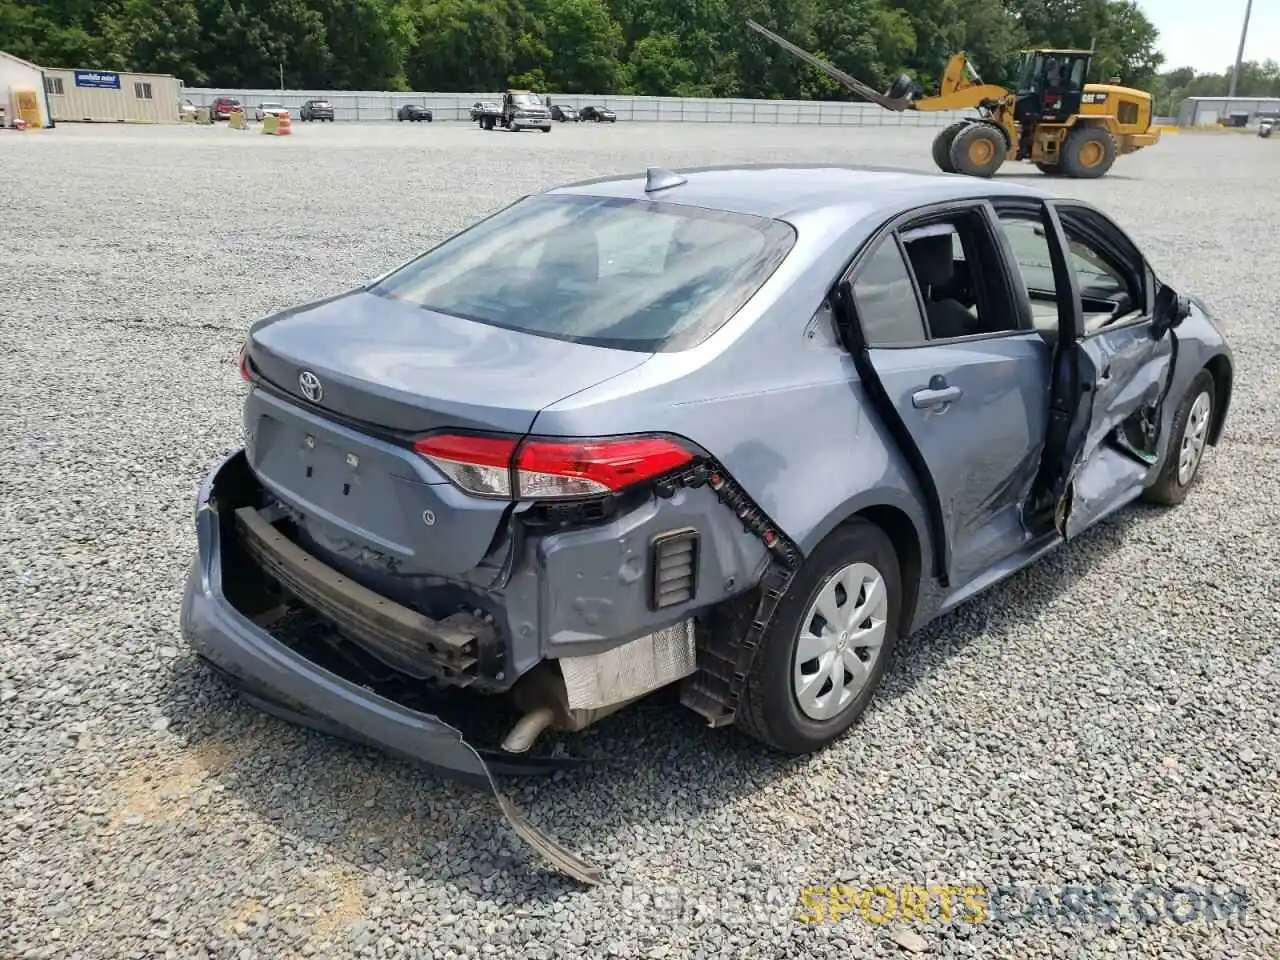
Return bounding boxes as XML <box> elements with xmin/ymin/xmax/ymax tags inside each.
<box><xmin>182</xmin><ymin>88</ymin><xmax>973</xmax><ymax>127</ymax></box>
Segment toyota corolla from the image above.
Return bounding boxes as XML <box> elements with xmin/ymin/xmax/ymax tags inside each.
<box><xmin>181</xmin><ymin>163</ymin><xmax>1233</xmax><ymax>883</ymax></box>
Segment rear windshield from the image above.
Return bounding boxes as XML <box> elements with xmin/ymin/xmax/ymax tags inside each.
<box><xmin>368</xmin><ymin>194</ymin><xmax>797</xmax><ymax>352</ymax></box>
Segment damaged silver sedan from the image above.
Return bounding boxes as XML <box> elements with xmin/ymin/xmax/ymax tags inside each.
<box><xmin>180</xmin><ymin>164</ymin><xmax>1233</xmax><ymax>883</ymax></box>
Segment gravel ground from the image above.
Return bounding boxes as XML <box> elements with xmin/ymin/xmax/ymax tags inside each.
<box><xmin>2</xmin><ymin>120</ymin><xmax>1277</xmax><ymax>960</ymax></box>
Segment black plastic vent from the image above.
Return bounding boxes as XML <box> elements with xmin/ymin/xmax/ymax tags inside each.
<box><xmin>649</xmin><ymin>529</ymin><xmax>699</xmax><ymax>610</ymax></box>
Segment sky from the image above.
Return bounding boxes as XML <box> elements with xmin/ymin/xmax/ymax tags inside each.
<box><xmin>1137</xmin><ymin>0</ymin><xmax>1279</xmax><ymax>73</ymax></box>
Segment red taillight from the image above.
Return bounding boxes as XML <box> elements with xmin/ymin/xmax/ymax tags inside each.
<box><xmin>516</xmin><ymin>437</ymin><xmax>694</xmax><ymax>499</ymax></box>
<box><xmin>238</xmin><ymin>343</ymin><xmax>251</xmax><ymax>382</ymax></box>
<box><xmin>413</xmin><ymin>434</ymin><xmax>696</xmax><ymax>500</ymax></box>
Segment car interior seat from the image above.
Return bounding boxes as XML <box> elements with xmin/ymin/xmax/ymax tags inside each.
<box><xmin>903</xmin><ymin>233</ymin><xmax>978</xmax><ymax>339</ymax></box>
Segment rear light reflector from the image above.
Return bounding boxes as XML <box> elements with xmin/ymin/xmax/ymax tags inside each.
<box><xmin>413</xmin><ymin>434</ymin><xmax>517</xmax><ymax>498</ymax></box>
<box><xmin>413</xmin><ymin>433</ymin><xmax>696</xmax><ymax>501</ymax></box>
<box><xmin>238</xmin><ymin>343</ymin><xmax>252</xmax><ymax>381</ymax></box>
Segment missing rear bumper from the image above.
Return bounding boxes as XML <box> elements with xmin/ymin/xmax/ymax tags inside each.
<box><xmin>180</xmin><ymin>450</ymin><xmax>602</xmax><ymax>885</ymax></box>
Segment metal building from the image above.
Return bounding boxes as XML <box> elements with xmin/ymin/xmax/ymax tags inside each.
<box><xmin>0</xmin><ymin>50</ymin><xmax>53</xmax><ymax>127</ymax></box>
<box><xmin>1177</xmin><ymin>96</ymin><xmax>1280</xmax><ymax>127</ymax></box>
<box><xmin>42</xmin><ymin>67</ymin><xmax>184</xmax><ymax>123</ymax></box>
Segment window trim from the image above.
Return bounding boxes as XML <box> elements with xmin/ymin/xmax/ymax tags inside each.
<box><xmin>840</xmin><ymin>198</ymin><xmax>1034</xmax><ymax>350</ymax></box>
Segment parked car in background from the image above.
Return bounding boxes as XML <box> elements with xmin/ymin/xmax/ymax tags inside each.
<box><xmin>179</xmin><ymin>98</ymin><xmax>198</xmax><ymax>121</ymax></box>
<box><xmin>210</xmin><ymin>96</ymin><xmax>242</xmax><ymax>121</ymax></box>
<box><xmin>580</xmin><ymin>105</ymin><xmax>616</xmax><ymax>122</ymax></box>
<box><xmin>550</xmin><ymin>104</ymin><xmax>580</xmax><ymax>122</ymax></box>
<box><xmin>397</xmin><ymin>104</ymin><xmax>433</xmax><ymax>122</ymax></box>
<box><xmin>253</xmin><ymin>102</ymin><xmax>290</xmax><ymax>122</ymax></box>
<box><xmin>300</xmin><ymin>99</ymin><xmax>335</xmax><ymax>122</ymax></box>
<box><xmin>494</xmin><ymin>89</ymin><xmax>552</xmax><ymax>132</ymax></box>
<box><xmin>185</xmin><ymin>163</ymin><xmax>1232</xmax><ymax>885</ymax></box>
<box><xmin>470</xmin><ymin>101</ymin><xmax>500</xmax><ymax>124</ymax></box>
<box><xmin>1259</xmin><ymin>117</ymin><xmax>1275</xmax><ymax>138</ymax></box>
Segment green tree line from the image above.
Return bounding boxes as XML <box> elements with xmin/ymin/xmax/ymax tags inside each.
<box><xmin>0</xmin><ymin>0</ymin><xmax>1275</xmax><ymax>109</ymax></box>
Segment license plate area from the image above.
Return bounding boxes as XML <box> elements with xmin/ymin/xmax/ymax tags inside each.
<box><xmin>250</xmin><ymin>412</ymin><xmax>425</xmax><ymax>556</ymax></box>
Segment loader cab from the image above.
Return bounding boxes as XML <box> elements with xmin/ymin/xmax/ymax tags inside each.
<box><xmin>1014</xmin><ymin>49</ymin><xmax>1091</xmax><ymax>126</ymax></box>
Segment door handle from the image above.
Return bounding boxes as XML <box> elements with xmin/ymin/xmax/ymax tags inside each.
<box><xmin>912</xmin><ymin>381</ymin><xmax>963</xmax><ymax>409</ymax></box>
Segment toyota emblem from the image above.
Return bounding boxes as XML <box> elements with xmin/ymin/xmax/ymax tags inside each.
<box><xmin>298</xmin><ymin>370</ymin><xmax>323</xmax><ymax>403</ymax></box>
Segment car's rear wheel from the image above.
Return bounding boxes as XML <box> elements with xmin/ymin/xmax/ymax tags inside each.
<box><xmin>1060</xmin><ymin>125</ymin><xmax>1117</xmax><ymax>179</ymax></box>
<box><xmin>736</xmin><ymin>519</ymin><xmax>901</xmax><ymax>754</ymax></box>
<box><xmin>1142</xmin><ymin>369</ymin><xmax>1216</xmax><ymax>506</ymax></box>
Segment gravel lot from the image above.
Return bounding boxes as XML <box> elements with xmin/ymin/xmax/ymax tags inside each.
<box><xmin>2</xmin><ymin>120</ymin><xmax>1277</xmax><ymax>960</ymax></box>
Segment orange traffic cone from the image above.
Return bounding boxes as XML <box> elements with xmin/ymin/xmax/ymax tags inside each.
<box><xmin>278</xmin><ymin>111</ymin><xmax>292</xmax><ymax>136</ymax></box>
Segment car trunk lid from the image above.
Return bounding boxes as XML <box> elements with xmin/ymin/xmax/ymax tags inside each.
<box><xmin>242</xmin><ymin>290</ymin><xmax>651</xmax><ymax>576</ymax></box>
<box><xmin>247</xmin><ymin>289</ymin><xmax>649</xmax><ymax>435</ymax></box>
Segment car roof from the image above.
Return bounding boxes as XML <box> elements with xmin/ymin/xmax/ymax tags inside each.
<box><xmin>545</xmin><ymin>163</ymin><xmax>1053</xmax><ymax>222</ymax></box>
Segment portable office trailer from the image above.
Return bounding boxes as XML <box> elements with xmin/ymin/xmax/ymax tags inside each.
<box><xmin>43</xmin><ymin>67</ymin><xmax>183</xmax><ymax>123</ymax></box>
<box><xmin>0</xmin><ymin>50</ymin><xmax>52</xmax><ymax>127</ymax></box>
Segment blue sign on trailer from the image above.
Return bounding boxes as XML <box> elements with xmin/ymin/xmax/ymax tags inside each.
<box><xmin>74</xmin><ymin>70</ymin><xmax>121</xmax><ymax>89</ymax></box>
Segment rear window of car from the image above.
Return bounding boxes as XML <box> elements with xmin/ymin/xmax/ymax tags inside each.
<box><xmin>368</xmin><ymin>194</ymin><xmax>797</xmax><ymax>352</ymax></box>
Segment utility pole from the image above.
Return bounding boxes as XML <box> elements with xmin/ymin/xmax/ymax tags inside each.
<box><xmin>1227</xmin><ymin>0</ymin><xmax>1252</xmax><ymax>98</ymax></box>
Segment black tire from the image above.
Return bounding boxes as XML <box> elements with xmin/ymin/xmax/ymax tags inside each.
<box><xmin>735</xmin><ymin>519</ymin><xmax>902</xmax><ymax>754</ymax></box>
<box><xmin>948</xmin><ymin>122</ymin><xmax>1006</xmax><ymax>178</ymax></box>
<box><xmin>1059</xmin><ymin>125</ymin><xmax>1117</xmax><ymax>179</ymax></box>
<box><xmin>1035</xmin><ymin>162</ymin><xmax>1065</xmax><ymax>175</ymax></box>
<box><xmin>1142</xmin><ymin>369</ymin><xmax>1216</xmax><ymax>506</ymax></box>
<box><xmin>932</xmin><ymin>120</ymin><xmax>969</xmax><ymax>173</ymax></box>
<box><xmin>885</xmin><ymin>74</ymin><xmax>915</xmax><ymax>101</ymax></box>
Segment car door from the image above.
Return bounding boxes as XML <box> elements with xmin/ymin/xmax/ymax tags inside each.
<box><xmin>836</xmin><ymin>199</ymin><xmax>1053</xmax><ymax>590</ymax></box>
<box><xmin>989</xmin><ymin>197</ymin><xmax>1182</xmax><ymax>540</ymax></box>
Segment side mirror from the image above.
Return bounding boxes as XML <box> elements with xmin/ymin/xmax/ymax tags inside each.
<box><xmin>1151</xmin><ymin>285</ymin><xmax>1191</xmax><ymax>339</ymax></box>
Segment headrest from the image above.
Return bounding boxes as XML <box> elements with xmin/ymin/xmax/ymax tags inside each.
<box><xmin>904</xmin><ymin>233</ymin><xmax>955</xmax><ymax>289</ymax></box>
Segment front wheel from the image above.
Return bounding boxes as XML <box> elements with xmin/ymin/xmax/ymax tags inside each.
<box><xmin>949</xmin><ymin>123</ymin><xmax>1006</xmax><ymax>178</ymax></box>
<box><xmin>931</xmin><ymin>120</ymin><xmax>969</xmax><ymax>173</ymax></box>
<box><xmin>1142</xmin><ymin>369</ymin><xmax>1216</xmax><ymax>506</ymax></box>
<box><xmin>736</xmin><ymin>519</ymin><xmax>901</xmax><ymax>754</ymax></box>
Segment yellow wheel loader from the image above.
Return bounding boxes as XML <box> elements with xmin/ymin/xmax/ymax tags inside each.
<box><xmin>747</xmin><ymin>19</ymin><xmax>1161</xmax><ymax>179</ymax></box>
